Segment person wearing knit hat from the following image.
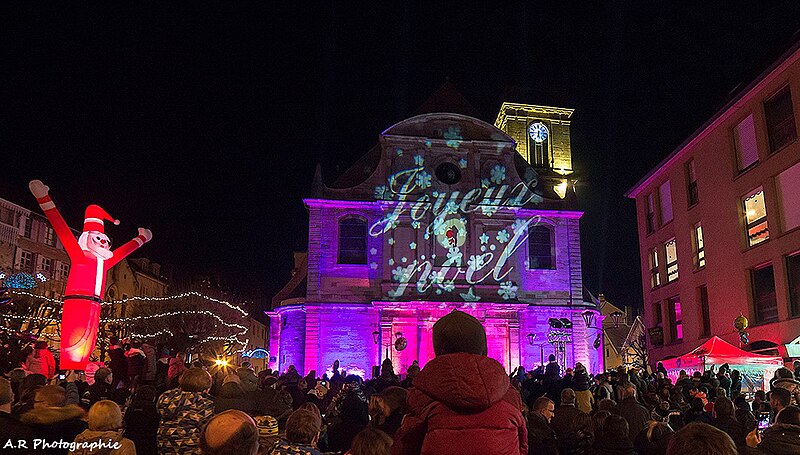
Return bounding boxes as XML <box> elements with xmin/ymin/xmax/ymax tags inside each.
<box><xmin>432</xmin><ymin>310</ymin><xmax>488</xmax><ymax>356</ymax></box>
<box><xmin>393</xmin><ymin>309</ymin><xmax>528</xmax><ymax>455</ymax></box>
<box><xmin>254</xmin><ymin>415</ymin><xmax>280</xmax><ymax>452</ymax></box>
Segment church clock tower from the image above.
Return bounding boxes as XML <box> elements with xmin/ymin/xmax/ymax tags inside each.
<box><xmin>494</xmin><ymin>102</ymin><xmax>574</xmax><ymax>175</ymax></box>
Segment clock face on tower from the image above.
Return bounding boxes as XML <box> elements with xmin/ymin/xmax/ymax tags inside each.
<box><xmin>528</xmin><ymin>122</ymin><xmax>549</xmax><ymax>143</ymax></box>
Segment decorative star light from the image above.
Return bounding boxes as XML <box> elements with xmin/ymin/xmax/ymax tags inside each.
<box><xmin>424</xmin><ymin>140</ymin><xmax>432</xmax><ymax>148</ymax></box>
<box><xmin>490</xmin><ymin>244</ymin><xmax>496</xmax><ymax>251</ymax></box>
<box><xmin>388</xmin><ymin>258</ymin><xmax>395</xmax><ymax>266</ymax></box>
<box><xmin>512</xmin><ymin>219</ymin><xmax>528</xmax><ymax>233</ymax></box>
<box><xmin>370</xmin><ymin>248</ymin><xmax>377</xmax><ymax>255</ymax></box>
<box><xmin>391</xmin><ymin>266</ymin><xmax>411</xmax><ymax>282</ymax></box>
<box><xmin>411</xmin><ymin>221</ymin><xmax>420</xmax><ymax>229</ymax></box>
<box><xmin>459</xmin><ymin>158</ymin><xmax>468</xmax><ymax>169</ymax></box>
<box><xmin>445</xmin><ymin>202</ymin><xmax>459</xmax><ymax>214</ymax></box>
<box><xmin>413</xmin><ymin>155</ymin><xmax>424</xmax><ymax>166</ymax></box>
<box><xmin>479</xmin><ymin>233</ymin><xmax>490</xmax><ymax>244</ymax></box>
<box><xmin>415</xmin><ymin>170</ymin><xmax>432</xmax><ymax>189</ymax></box>
<box><xmin>490</xmin><ymin>165</ymin><xmax>506</xmax><ymax>184</ymax></box>
<box><xmin>443</xmin><ymin>126</ymin><xmax>463</xmax><ymax>141</ymax></box>
<box><xmin>446</xmin><ymin>248</ymin><xmax>463</xmax><ymax>266</ymax></box>
<box><xmin>496</xmin><ymin>229</ymin><xmax>510</xmax><ymax>243</ymax></box>
<box><xmin>401</xmin><ymin>257</ymin><xmax>407</xmax><ymax>263</ymax></box>
<box><xmin>370</xmin><ymin>262</ymin><xmax>378</xmax><ymax>270</ymax></box>
<box><xmin>373</xmin><ymin>185</ymin><xmax>388</xmax><ymax>200</ymax></box>
<box><xmin>480</xmin><ymin>205</ymin><xmax>498</xmax><ymax>217</ymax></box>
<box><xmin>441</xmin><ymin>280</ymin><xmax>455</xmax><ymax>292</ymax></box>
<box><xmin>498</xmin><ymin>281</ymin><xmax>518</xmax><ymax>300</ymax></box>
<box><xmin>423</xmin><ymin>233</ymin><xmax>430</xmax><ymax>240</ymax></box>
<box><xmin>409</xmin><ymin>242</ymin><xmax>417</xmax><ymax>250</ymax></box>
<box><xmin>388</xmin><ymin>238</ymin><xmax>395</xmax><ymax>245</ymax></box>
<box><xmin>436</xmin><ymin>289</ymin><xmax>442</xmax><ymax>295</ymax></box>
<box><xmin>467</xmin><ymin>254</ymin><xmax>485</xmax><ymax>270</ymax></box>
<box><xmin>459</xmin><ymin>286</ymin><xmax>480</xmax><ymax>302</ymax></box>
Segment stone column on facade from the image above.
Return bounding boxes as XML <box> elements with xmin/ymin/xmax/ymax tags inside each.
<box><xmin>266</xmin><ymin>311</ymin><xmax>281</xmax><ymax>372</ymax></box>
<box><xmin>303</xmin><ymin>305</ymin><xmax>320</xmax><ymax>376</ymax></box>
<box><xmin>380</xmin><ymin>319</ymin><xmax>393</xmax><ymax>374</ymax></box>
<box><xmin>509</xmin><ymin>319</ymin><xmax>520</xmax><ymax>371</ymax></box>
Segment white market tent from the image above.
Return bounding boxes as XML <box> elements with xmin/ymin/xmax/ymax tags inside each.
<box><xmin>660</xmin><ymin>336</ymin><xmax>783</xmax><ymax>391</ymax></box>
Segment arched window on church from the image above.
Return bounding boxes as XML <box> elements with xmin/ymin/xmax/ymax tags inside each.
<box><xmin>528</xmin><ymin>225</ymin><xmax>555</xmax><ymax>269</ymax></box>
<box><xmin>338</xmin><ymin>216</ymin><xmax>367</xmax><ymax>265</ymax></box>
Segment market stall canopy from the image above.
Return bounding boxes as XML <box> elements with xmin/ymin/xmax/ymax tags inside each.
<box><xmin>661</xmin><ymin>336</ymin><xmax>783</xmax><ymax>373</ymax></box>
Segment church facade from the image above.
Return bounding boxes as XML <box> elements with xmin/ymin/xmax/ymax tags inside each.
<box><xmin>268</xmin><ymin>102</ymin><xmax>602</xmax><ymax>377</ymax></box>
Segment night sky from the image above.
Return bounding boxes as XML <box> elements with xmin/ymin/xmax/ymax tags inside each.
<box><xmin>3</xmin><ymin>3</ymin><xmax>800</xmax><ymax>311</ymax></box>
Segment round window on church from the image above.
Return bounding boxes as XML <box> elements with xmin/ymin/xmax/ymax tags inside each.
<box><xmin>435</xmin><ymin>162</ymin><xmax>461</xmax><ymax>185</ymax></box>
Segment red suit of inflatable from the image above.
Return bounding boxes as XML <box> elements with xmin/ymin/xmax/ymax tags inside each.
<box><xmin>29</xmin><ymin>180</ymin><xmax>152</xmax><ymax>370</ymax></box>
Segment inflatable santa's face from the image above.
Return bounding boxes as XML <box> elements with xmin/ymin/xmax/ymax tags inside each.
<box><xmin>79</xmin><ymin>231</ymin><xmax>114</xmax><ymax>260</ymax></box>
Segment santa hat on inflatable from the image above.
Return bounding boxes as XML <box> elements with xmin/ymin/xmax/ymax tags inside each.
<box><xmin>82</xmin><ymin>204</ymin><xmax>120</xmax><ymax>233</ymax></box>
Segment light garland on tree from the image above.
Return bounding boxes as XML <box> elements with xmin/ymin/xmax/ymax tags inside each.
<box><xmin>104</xmin><ymin>291</ymin><xmax>249</xmax><ymax>316</ymax></box>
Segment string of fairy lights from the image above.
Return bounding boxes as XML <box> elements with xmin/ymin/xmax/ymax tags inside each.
<box><xmin>1</xmin><ymin>290</ymin><xmax>252</xmax><ymax>350</ymax></box>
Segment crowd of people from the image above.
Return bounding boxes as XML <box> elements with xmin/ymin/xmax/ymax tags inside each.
<box><xmin>1</xmin><ymin>314</ymin><xmax>800</xmax><ymax>454</ymax></box>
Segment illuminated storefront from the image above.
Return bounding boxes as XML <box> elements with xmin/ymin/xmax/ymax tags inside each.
<box><xmin>269</xmin><ymin>104</ymin><xmax>602</xmax><ymax>377</ymax></box>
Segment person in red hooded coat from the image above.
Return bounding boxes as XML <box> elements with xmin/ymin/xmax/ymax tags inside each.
<box><xmin>392</xmin><ymin>310</ymin><xmax>528</xmax><ymax>455</ymax></box>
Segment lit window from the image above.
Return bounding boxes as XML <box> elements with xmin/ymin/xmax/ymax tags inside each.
<box><xmin>694</xmin><ymin>223</ymin><xmax>705</xmax><ymax>269</ymax></box>
<box><xmin>733</xmin><ymin>114</ymin><xmax>759</xmax><ymax>171</ymax></box>
<box><xmin>646</xmin><ymin>193</ymin><xmax>656</xmax><ymax>234</ymax></box>
<box><xmin>743</xmin><ymin>187</ymin><xmax>769</xmax><ymax>247</ymax></box>
<box><xmin>668</xmin><ymin>296</ymin><xmax>682</xmax><ymax>341</ymax></box>
<box><xmin>649</xmin><ymin>248</ymin><xmax>661</xmax><ymax>288</ymax></box>
<box><xmin>764</xmin><ymin>87</ymin><xmax>797</xmax><ymax>153</ymax></box>
<box><xmin>337</xmin><ymin>217</ymin><xmax>367</xmax><ymax>265</ymax></box>
<box><xmin>665</xmin><ymin>239</ymin><xmax>678</xmax><ymax>283</ymax></box>
<box><xmin>659</xmin><ymin>181</ymin><xmax>673</xmax><ymax>224</ymax></box>
<box><xmin>686</xmin><ymin>159</ymin><xmax>698</xmax><ymax>207</ymax></box>
<box><xmin>788</xmin><ymin>254</ymin><xmax>800</xmax><ymax>318</ymax></box>
<box><xmin>752</xmin><ymin>264</ymin><xmax>777</xmax><ymax>323</ymax></box>
<box><xmin>528</xmin><ymin>225</ymin><xmax>555</xmax><ymax>269</ymax></box>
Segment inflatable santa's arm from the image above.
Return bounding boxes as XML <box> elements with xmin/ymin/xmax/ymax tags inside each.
<box><xmin>29</xmin><ymin>180</ymin><xmax>83</xmax><ymax>258</ymax></box>
<box><xmin>106</xmin><ymin>228</ymin><xmax>152</xmax><ymax>268</ymax></box>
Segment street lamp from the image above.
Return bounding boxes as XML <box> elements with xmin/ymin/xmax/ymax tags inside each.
<box><xmin>611</xmin><ymin>311</ymin><xmax>623</xmax><ymax>328</ymax></box>
<box><xmin>527</xmin><ymin>332</ymin><xmax>545</xmax><ymax>366</ymax></box>
<box><xmin>372</xmin><ymin>331</ymin><xmax>380</xmax><ymax>345</ymax></box>
<box><xmin>581</xmin><ymin>310</ymin><xmax>595</xmax><ymax>329</ymax></box>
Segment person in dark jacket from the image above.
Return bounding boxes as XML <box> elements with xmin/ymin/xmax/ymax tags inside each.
<box><xmin>392</xmin><ymin>310</ymin><xmax>528</xmax><ymax>455</ymax></box>
<box><xmin>84</xmin><ymin>367</ymin><xmax>115</xmax><ymax>409</ymax></box>
<box><xmin>215</xmin><ymin>381</ymin><xmax>258</xmax><ymax>414</ymax></box>
<box><xmin>326</xmin><ymin>380</ymin><xmax>369</xmax><ymax>453</ymax></box>
<box><xmin>667</xmin><ymin>422</ymin><xmax>736</xmax><ymax>455</ymax></box>
<box><xmin>684</xmin><ymin>396</ymin><xmax>712</xmax><ymax>425</ymax></box>
<box><xmin>745</xmin><ymin>405</ymin><xmax>800</xmax><ymax>454</ymax></box>
<box><xmin>559</xmin><ymin>410</ymin><xmax>593</xmax><ymax>455</ymax></box>
<box><xmin>711</xmin><ymin>396</ymin><xmax>748</xmax><ymax>448</ymax></box>
<box><xmin>573</xmin><ymin>364</ymin><xmax>593</xmax><ymax>414</ymax></box>
<box><xmin>592</xmin><ymin>414</ymin><xmax>636</xmax><ymax>455</ymax></box>
<box><xmin>544</xmin><ymin>354</ymin><xmax>560</xmax><ymax>379</ymax></box>
<box><xmin>123</xmin><ymin>385</ymin><xmax>160</xmax><ymax>455</ymax></box>
<box><xmin>107</xmin><ymin>337</ymin><xmax>127</xmax><ymax>389</ymax></box>
<box><xmin>124</xmin><ymin>340</ymin><xmax>146</xmax><ymax>387</ymax></box>
<box><xmin>551</xmin><ymin>388</ymin><xmax>586</xmax><ymax>440</ymax></box>
<box><xmin>20</xmin><ymin>384</ymin><xmax>87</xmax><ymax>454</ymax></box>
<box><xmin>527</xmin><ymin>396</ymin><xmax>558</xmax><ymax>455</ymax></box>
<box><xmin>634</xmin><ymin>420</ymin><xmax>673</xmax><ymax>455</ymax></box>
<box><xmin>370</xmin><ymin>386</ymin><xmax>407</xmax><ymax>438</ymax></box>
<box><xmin>613</xmin><ymin>383</ymin><xmax>650</xmax><ymax>436</ymax></box>
<box><xmin>0</xmin><ymin>377</ymin><xmax>36</xmax><ymax>454</ymax></box>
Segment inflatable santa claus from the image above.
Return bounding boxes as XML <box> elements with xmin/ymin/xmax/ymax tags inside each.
<box><xmin>29</xmin><ymin>180</ymin><xmax>152</xmax><ymax>370</ymax></box>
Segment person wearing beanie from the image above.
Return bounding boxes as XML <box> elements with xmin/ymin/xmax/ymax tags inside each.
<box><xmin>392</xmin><ymin>310</ymin><xmax>527</xmax><ymax>455</ymax></box>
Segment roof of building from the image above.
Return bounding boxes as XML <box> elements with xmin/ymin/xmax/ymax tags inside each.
<box><xmin>626</xmin><ymin>36</ymin><xmax>800</xmax><ymax>198</ymax></box>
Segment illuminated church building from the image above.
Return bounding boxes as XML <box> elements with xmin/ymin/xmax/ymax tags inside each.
<box><xmin>268</xmin><ymin>99</ymin><xmax>602</xmax><ymax>377</ymax></box>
